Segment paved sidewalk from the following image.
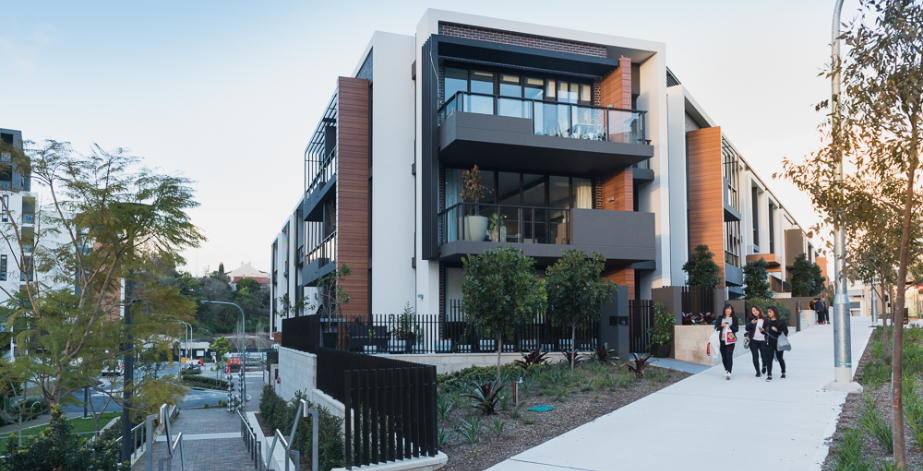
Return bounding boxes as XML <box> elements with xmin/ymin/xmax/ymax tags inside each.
<box><xmin>133</xmin><ymin>374</ymin><xmax>263</xmax><ymax>471</ymax></box>
<box><xmin>487</xmin><ymin>317</ymin><xmax>874</xmax><ymax>471</ymax></box>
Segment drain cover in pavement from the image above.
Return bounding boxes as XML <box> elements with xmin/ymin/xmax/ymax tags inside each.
<box><xmin>528</xmin><ymin>405</ymin><xmax>555</xmax><ymax>412</ymax></box>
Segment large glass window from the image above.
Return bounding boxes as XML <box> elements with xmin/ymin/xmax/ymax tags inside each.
<box><xmin>445</xmin><ymin>67</ymin><xmax>468</xmax><ymax>102</ymax></box>
<box><xmin>499</xmin><ymin>74</ymin><xmax>527</xmax><ymax>118</ymax></box>
<box><xmin>498</xmin><ymin>172</ymin><xmax>520</xmax><ymax>206</ymax></box>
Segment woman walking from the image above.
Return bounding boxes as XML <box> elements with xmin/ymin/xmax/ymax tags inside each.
<box><xmin>745</xmin><ymin>305</ymin><xmax>767</xmax><ymax>377</ymax></box>
<box><xmin>715</xmin><ymin>304</ymin><xmax>739</xmax><ymax>380</ymax></box>
<box><xmin>764</xmin><ymin>306</ymin><xmax>789</xmax><ymax>381</ymax></box>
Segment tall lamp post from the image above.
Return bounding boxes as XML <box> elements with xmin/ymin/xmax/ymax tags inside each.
<box><xmin>180</xmin><ymin>321</ymin><xmax>192</xmax><ymax>364</ymax></box>
<box><xmin>200</xmin><ymin>300</ymin><xmax>246</xmax><ymax>402</ymax></box>
<box><xmin>828</xmin><ymin>0</ymin><xmax>861</xmax><ymax>391</ymax></box>
<box><xmin>121</xmin><ymin>271</ymin><xmax>135</xmax><ymax>463</ymax></box>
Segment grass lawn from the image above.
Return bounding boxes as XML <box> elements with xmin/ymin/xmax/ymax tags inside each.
<box><xmin>0</xmin><ymin>412</ymin><xmax>121</xmax><ymax>448</ymax></box>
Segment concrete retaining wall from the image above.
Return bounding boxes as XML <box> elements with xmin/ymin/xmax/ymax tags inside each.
<box><xmin>674</xmin><ymin>325</ymin><xmax>718</xmax><ymax>366</ymax></box>
<box><xmin>379</xmin><ymin>352</ymin><xmax>571</xmax><ymax>374</ymax></box>
<box><xmin>276</xmin><ymin>347</ymin><xmax>316</xmax><ymax>402</ymax></box>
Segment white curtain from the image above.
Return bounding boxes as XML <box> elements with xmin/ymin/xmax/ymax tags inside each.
<box><xmin>575</xmin><ymin>178</ymin><xmax>593</xmax><ymax>209</ymax></box>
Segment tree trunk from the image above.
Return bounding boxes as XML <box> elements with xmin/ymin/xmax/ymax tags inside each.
<box><xmin>496</xmin><ymin>335</ymin><xmax>503</xmax><ymax>381</ymax></box>
<box><xmin>891</xmin><ymin>157</ymin><xmax>916</xmax><ymax>468</ymax></box>
<box><xmin>882</xmin><ymin>282</ymin><xmax>890</xmax><ymax>358</ymax></box>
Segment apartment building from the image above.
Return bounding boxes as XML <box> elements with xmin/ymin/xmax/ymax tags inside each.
<box><xmin>0</xmin><ymin>129</ymin><xmax>39</xmax><ymax>299</ymax></box>
<box><xmin>269</xmin><ymin>10</ymin><xmax>821</xmax><ymax>338</ymax></box>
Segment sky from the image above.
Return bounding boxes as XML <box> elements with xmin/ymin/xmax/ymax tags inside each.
<box><xmin>0</xmin><ymin>0</ymin><xmax>861</xmax><ymax>275</ymax></box>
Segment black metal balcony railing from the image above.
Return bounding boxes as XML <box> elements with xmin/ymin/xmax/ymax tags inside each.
<box><xmin>438</xmin><ymin>202</ymin><xmax>570</xmax><ymax>246</ymax></box>
<box><xmin>306</xmin><ymin>145</ymin><xmax>337</xmax><ymax>199</ymax></box>
<box><xmin>306</xmin><ymin>230</ymin><xmax>336</xmax><ymax>267</ymax></box>
<box><xmin>438</xmin><ymin>91</ymin><xmax>648</xmax><ymax>145</ymax></box>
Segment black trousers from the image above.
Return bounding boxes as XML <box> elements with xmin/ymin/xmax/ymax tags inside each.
<box><xmin>822</xmin><ymin>310</ymin><xmax>830</xmax><ymax>323</ymax></box>
<box><xmin>765</xmin><ymin>340</ymin><xmax>786</xmax><ymax>375</ymax></box>
<box><xmin>816</xmin><ymin>310</ymin><xmax>823</xmax><ymax>323</ymax></box>
<box><xmin>750</xmin><ymin>339</ymin><xmax>765</xmax><ymax>373</ymax></box>
<box><xmin>719</xmin><ymin>341</ymin><xmax>735</xmax><ymax>373</ymax></box>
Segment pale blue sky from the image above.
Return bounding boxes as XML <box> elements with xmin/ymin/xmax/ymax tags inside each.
<box><xmin>1</xmin><ymin>0</ymin><xmax>858</xmax><ymax>274</ymax></box>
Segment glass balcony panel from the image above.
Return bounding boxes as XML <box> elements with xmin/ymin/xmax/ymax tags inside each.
<box><xmin>498</xmin><ymin>97</ymin><xmax>531</xmax><ymax>119</ymax></box>
<box><xmin>549</xmin><ymin>210</ymin><xmax>568</xmax><ymax>244</ymax></box>
<box><xmin>608</xmin><ymin>109</ymin><xmax>644</xmax><ymax>144</ymax></box>
<box><xmin>572</xmin><ymin>106</ymin><xmax>606</xmax><ymax>141</ymax></box>
<box><xmin>533</xmin><ymin>209</ymin><xmax>547</xmax><ymax>244</ymax></box>
<box><xmin>501</xmin><ymin>206</ymin><xmax>520</xmax><ymax>243</ymax></box>
<box><xmin>467</xmin><ymin>94</ymin><xmax>494</xmax><ymax>115</ymax></box>
<box><xmin>533</xmin><ymin>102</ymin><xmax>571</xmax><ymax>137</ymax></box>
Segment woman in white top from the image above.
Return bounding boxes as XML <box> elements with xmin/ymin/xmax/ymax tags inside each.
<box><xmin>714</xmin><ymin>304</ymin><xmax>739</xmax><ymax>380</ymax></box>
<box><xmin>745</xmin><ymin>305</ymin><xmax>767</xmax><ymax>377</ymax></box>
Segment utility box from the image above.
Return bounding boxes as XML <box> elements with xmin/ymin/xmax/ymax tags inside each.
<box><xmin>598</xmin><ymin>285</ymin><xmax>629</xmax><ymax>360</ymax></box>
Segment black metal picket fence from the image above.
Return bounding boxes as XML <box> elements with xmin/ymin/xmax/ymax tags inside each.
<box><xmin>315</xmin><ymin>347</ymin><xmax>438</xmax><ymax>469</ymax></box>
<box><xmin>627</xmin><ymin>299</ymin><xmax>655</xmax><ymax>354</ymax></box>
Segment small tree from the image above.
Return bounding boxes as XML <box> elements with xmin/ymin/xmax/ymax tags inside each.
<box><xmin>3</xmin><ymin>406</ymin><xmax>123</xmax><ymax>470</ymax></box>
<box><xmin>545</xmin><ymin>250</ymin><xmax>616</xmax><ymax>370</ymax></box>
<box><xmin>461</xmin><ymin>246</ymin><xmax>545</xmax><ymax>379</ymax></box>
<box><xmin>743</xmin><ymin>258</ymin><xmax>771</xmax><ymax>300</ymax></box>
<box><xmin>811</xmin><ymin>262</ymin><xmax>826</xmax><ymax>296</ymax></box>
<box><xmin>316</xmin><ymin>264</ymin><xmax>351</xmax><ymax>318</ymax></box>
<box><xmin>210</xmin><ymin>336</ymin><xmax>232</xmax><ymax>381</ymax></box>
<box><xmin>790</xmin><ymin>254</ymin><xmax>816</xmax><ymax>297</ymax></box>
<box><xmin>682</xmin><ymin>244</ymin><xmax>721</xmax><ymax>289</ymax></box>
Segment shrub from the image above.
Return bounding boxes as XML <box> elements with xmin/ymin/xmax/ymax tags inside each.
<box><xmin>437</xmin><ymin>364</ymin><xmax>520</xmax><ymax>391</ymax></box>
<box><xmin>259</xmin><ymin>386</ymin><xmax>344</xmax><ymax>471</ymax></box>
<box><xmin>626</xmin><ymin>353</ymin><xmax>654</xmax><ymax>379</ymax></box>
<box><xmin>859</xmin><ymin>392</ymin><xmax>893</xmax><ymax>453</ymax></box>
<box><xmin>464</xmin><ymin>381</ymin><xmax>504</xmax><ymax>415</ymax></box>
<box><xmin>182</xmin><ymin>372</ymin><xmax>229</xmax><ymax>390</ymax></box>
<box><xmin>2</xmin><ymin>406</ymin><xmax>124</xmax><ymax>471</ymax></box>
<box><xmin>514</xmin><ymin>348</ymin><xmax>549</xmax><ymax>370</ymax></box>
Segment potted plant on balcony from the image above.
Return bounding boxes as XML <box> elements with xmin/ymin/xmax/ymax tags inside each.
<box><xmin>461</xmin><ymin>165</ymin><xmax>488</xmax><ymax>241</ymax></box>
<box><xmin>488</xmin><ymin>212</ymin><xmax>507</xmax><ymax>242</ymax></box>
<box><xmin>389</xmin><ymin>302</ymin><xmax>417</xmax><ymax>353</ymax></box>
<box><xmin>648</xmin><ymin>302</ymin><xmax>674</xmax><ymax>358</ymax></box>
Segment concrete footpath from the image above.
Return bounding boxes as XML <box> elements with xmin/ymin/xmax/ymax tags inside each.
<box><xmin>487</xmin><ymin>317</ymin><xmax>874</xmax><ymax>471</ymax></box>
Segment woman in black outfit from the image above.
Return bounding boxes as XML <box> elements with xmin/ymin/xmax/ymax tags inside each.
<box><xmin>744</xmin><ymin>305</ymin><xmax>767</xmax><ymax>377</ymax></box>
<box><xmin>764</xmin><ymin>306</ymin><xmax>789</xmax><ymax>381</ymax></box>
<box><xmin>714</xmin><ymin>304</ymin><xmax>739</xmax><ymax>380</ymax></box>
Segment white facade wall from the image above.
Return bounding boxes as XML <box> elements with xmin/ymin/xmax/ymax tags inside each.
<box><xmin>361</xmin><ymin>33</ymin><xmax>417</xmax><ymax>314</ymax></box>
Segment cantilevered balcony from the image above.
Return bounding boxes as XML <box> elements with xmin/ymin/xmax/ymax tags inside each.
<box><xmin>437</xmin><ymin>92</ymin><xmax>653</xmax><ymax>174</ymax></box>
<box><xmin>437</xmin><ymin>202</ymin><xmax>655</xmax><ymax>267</ymax></box>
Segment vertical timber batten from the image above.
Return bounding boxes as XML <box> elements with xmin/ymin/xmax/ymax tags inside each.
<box><xmin>686</xmin><ymin>127</ymin><xmax>725</xmax><ymax>288</ymax></box>
<box><xmin>337</xmin><ymin>77</ymin><xmax>371</xmax><ymax>321</ymax></box>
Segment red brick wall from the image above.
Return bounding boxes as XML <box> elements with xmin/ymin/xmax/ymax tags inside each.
<box><xmin>439</xmin><ymin>23</ymin><xmax>606</xmax><ymax>58</ymax></box>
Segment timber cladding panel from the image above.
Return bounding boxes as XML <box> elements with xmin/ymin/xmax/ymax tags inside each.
<box><xmin>600</xmin><ymin>166</ymin><xmax>634</xmax><ymax>297</ymax></box>
<box><xmin>605</xmin><ymin>266</ymin><xmax>634</xmax><ymax>301</ymax></box>
<box><xmin>599</xmin><ymin>57</ymin><xmax>632</xmax><ymax>110</ymax></box>
<box><xmin>336</xmin><ymin>77</ymin><xmax>370</xmax><ymax>321</ymax></box>
<box><xmin>687</xmin><ymin>127</ymin><xmax>726</xmax><ymax>288</ymax></box>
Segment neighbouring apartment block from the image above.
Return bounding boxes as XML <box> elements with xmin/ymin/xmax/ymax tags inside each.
<box><xmin>268</xmin><ymin>10</ymin><xmax>823</xmax><ymax>340</ymax></box>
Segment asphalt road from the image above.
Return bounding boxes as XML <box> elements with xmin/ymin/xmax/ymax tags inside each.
<box><xmin>59</xmin><ymin>363</ymin><xmax>261</xmax><ymax>415</ymax></box>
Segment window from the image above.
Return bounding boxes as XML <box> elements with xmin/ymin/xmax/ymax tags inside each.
<box><xmin>1</xmin><ymin>255</ymin><xmax>6</xmax><ymax>281</ymax></box>
<box><xmin>768</xmin><ymin>204</ymin><xmax>776</xmax><ymax>253</ymax></box>
<box><xmin>1</xmin><ymin>196</ymin><xmax>7</xmax><ymax>222</ymax></box>
<box><xmin>445</xmin><ymin>67</ymin><xmax>468</xmax><ymax>101</ymax></box>
<box><xmin>751</xmin><ymin>187</ymin><xmax>760</xmax><ymax>246</ymax></box>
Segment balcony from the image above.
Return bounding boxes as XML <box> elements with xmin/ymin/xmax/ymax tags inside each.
<box><xmin>303</xmin><ymin>146</ymin><xmax>337</xmax><ymax>222</ymax></box>
<box><xmin>746</xmin><ymin>253</ymin><xmax>781</xmax><ymax>273</ymax></box>
<box><xmin>302</xmin><ymin>230</ymin><xmax>336</xmax><ymax>285</ymax></box>
<box><xmin>437</xmin><ymin>202</ymin><xmax>655</xmax><ymax>267</ymax></box>
<box><xmin>22</xmin><ymin>214</ymin><xmax>34</xmax><ymax>225</ymax></box>
<box><xmin>437</xmin><ymin>92</ymin><xmax>654</xmax><ymax>174</ymax></box>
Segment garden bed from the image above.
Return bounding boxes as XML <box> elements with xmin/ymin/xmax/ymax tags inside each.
<box><xmin>438</xmin><ymin>357</ymin><xmax>690</xmax><ymax>471</ymax></box>
<box><xmin>822</xmin><ymin>325</ymin><xmax>923</xmax><ymax>470</ymax></box>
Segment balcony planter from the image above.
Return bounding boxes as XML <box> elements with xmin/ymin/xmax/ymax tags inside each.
<box><xmin>464</xmin><ymin>215</ymin><xmax>488</xmax><ymax>241</ymax></box>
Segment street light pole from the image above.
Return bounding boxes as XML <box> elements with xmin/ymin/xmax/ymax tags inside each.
<box><xmin>200</xmin><ymin>300</ymin><xmax>246</xmax><ymax>402</ymax></box>
<box><xmin>828</xmin><ymin>0</ymin><xmax>861</xmax><ymax>392</ymax></box>
<box><xmin>180</xmin><ymin>321</ymin><xmax>192</xmax><ymax>364</ymax></box>
<box><xmin>121</xmin><ymin>270</ymin><xmax>134</xmax><ymax>463</ymax></box>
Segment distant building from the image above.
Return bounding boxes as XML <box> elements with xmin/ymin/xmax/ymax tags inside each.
<box><xmin>226</xmin><ymin>261</ymin><xmax>270</xmax><ymax>290</ymax></box>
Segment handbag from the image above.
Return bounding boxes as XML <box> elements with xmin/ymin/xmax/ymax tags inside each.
<box><xmin>743</xmin><ymin>336</ymin><xmax>750</xmax><ymax>350</ymax></box>
<box><xmin>706</xmin><ymin>331</ymin><xmax>720</xmax><ymax>358</ymax></box>
<box><xmin>777</xmin><ymin>333</ymin><xmax>792</xmax><ymax>352</ymax></box>
<box><xmin>725</xmin><ymin>331</ymin><xmax>737</xmax><ymax>344</ymax></box>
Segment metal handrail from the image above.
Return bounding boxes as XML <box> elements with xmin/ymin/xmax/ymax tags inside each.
<box><xmin>264</xmin><ymin>399</ymin><xmax>318</xmax><ymax>471</ymax></box>
<box><xmin>438</xmin><ymin>90</ymin><xmax>641</xmax><ymax>115</ymax></box>
<box><xmin>437</xmin><ymin>201</ymin><xmax>572</xmax><ymax>217</ymax></box>
<box><xmin>306</xmin><ymin>145</ymin><xmax>338</xmax><ymax>198</ymax></box>
<box><xmin>158</xmin><ymin>404</ymin><xmax>186</xmax><ymax>471</ymax></box>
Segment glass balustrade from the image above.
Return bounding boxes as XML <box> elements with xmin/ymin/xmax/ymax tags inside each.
<box><xmin>438</xmin><ymin>202</ymin><xmax>570</xmax><ymax>246</ymax></box>
<box><xmin>438</xmin><ymin>92</ymin><xmax>646</xmax><ymax>145</ymax></box>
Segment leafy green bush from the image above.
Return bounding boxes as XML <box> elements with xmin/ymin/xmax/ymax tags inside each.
<box><xmin>2</xmin><ymin>406</ymin><xmax>124</xmax><ymax>471</ymax></box>
<box><xmin>258</xmin><ymin>386</ymin><xmax>344</xmax><ymax>471</ymax></box>
<box><xmin>437</xmin><ymin>363</ymin><xmax>521</xmax><ymax>391</ymax></box>
<box><xmin>181</xmin><ymin>373</ymin><xmax>229</xmax><ymax>390</ymax></box>
<box><xmin>744</xmin><ymin>298</ymin><xmax>790</xmax><ymax>322</ymax></box>
<box><xmin>832</xmin><ymin>427</ymin><xmax>868</xmax><ymax>471</ymax></box>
